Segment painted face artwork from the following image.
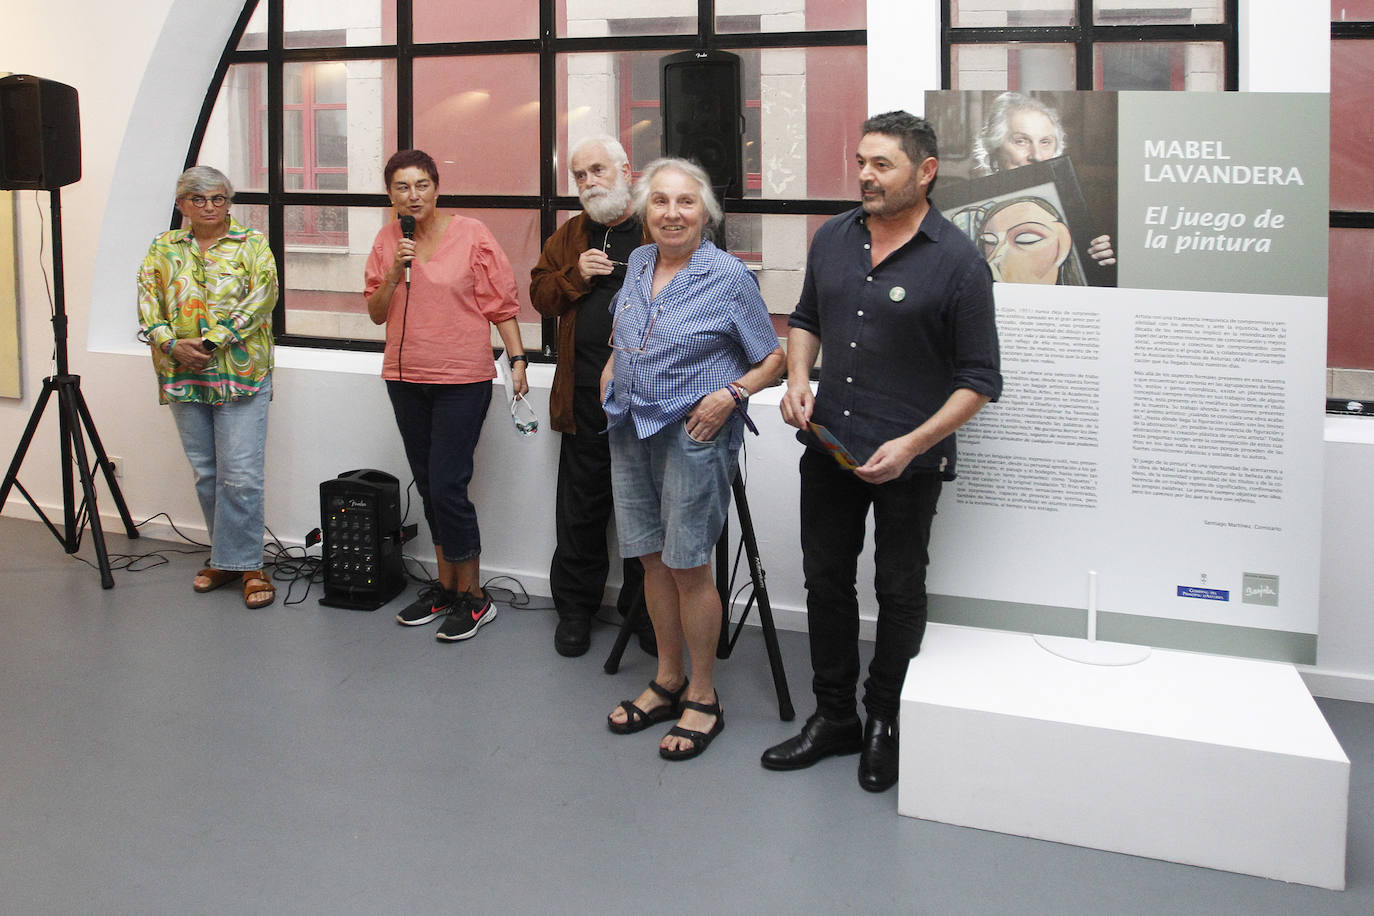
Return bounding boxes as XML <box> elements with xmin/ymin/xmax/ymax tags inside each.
<box><xmin>978</xmin><ymin>198</ymin><xmax>1074</xmax><ymax>285</ymax></box>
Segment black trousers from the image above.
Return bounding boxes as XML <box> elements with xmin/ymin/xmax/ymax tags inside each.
<box><xmin>799</xmin><ymin>448</ymin><xmax>942</xmax><ymax>721</ymax></box>
<box><xmin>386</xmin><ymin>380</ymin><xmax>491</xmax><ymax>563</ymax></box>
<box><xmin>550</xmin><ymin>386</ymin><xmax>645</xmax><ymax>623</ymax></box>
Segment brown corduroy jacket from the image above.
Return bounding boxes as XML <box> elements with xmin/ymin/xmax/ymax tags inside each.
<box><xmin>529</xmin><ymin>211</ymin><xmax>644</xmax><ymax>433</ymax></box>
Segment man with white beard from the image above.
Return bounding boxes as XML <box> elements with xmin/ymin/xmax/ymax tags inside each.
<box><xmin>531</xmin><ymin>135</ymin><xmax>652</xmax><ymax>658</ymax></box>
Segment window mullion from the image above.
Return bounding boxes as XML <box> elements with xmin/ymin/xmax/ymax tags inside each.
<box><xmin>940</xmin><ymin>0</ymin><xmax>952</xmax><ymax>88</ymax></box>
<box><xmin>538</xmin><ymin>0</ymin><xmax>556</xmax><ymax>356</ymax></box>
<box><xmin>397</xmin><ymin>0</ymin><xmax>414</xmax><ymax>150</ymax></box>
<box><xmin>1076</xmin><ymin>0</ymin><xmax>1093</xmax><ymax>89</ymax></box>
<box><xmin>1224</xmin><ymin>0</ymin><xmax>1239</xmax><ymax>90</ymax></box>
<box><xmin>699</xmin><ymin>0</ymin><xmax>714</xmax><ymax>49</ymax></box>
<box><xmin>267</xmin><ymin>0</ymin><xmax>286</xmax><ymax>335</ymax></box>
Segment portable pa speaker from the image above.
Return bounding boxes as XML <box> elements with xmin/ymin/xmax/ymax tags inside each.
<box><xmin>660</xmin><ymin>50</ymin><xmax>743</xmax><ymax>198</ymax></box>
<box><xmin>0</xmin><ymin>74</ymin><xmax>81</xmax><ymax>191</ymax></box>
<box><xmin>320</xmin><ymin>469</ymin><xmax>406</xmax><ymax>611</ymax></box>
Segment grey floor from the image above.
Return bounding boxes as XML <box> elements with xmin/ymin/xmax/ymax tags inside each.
<box><xmin>2</xmin><ymin>515</ymin><xmax>1372</xmax><ymax>916</ymax></box>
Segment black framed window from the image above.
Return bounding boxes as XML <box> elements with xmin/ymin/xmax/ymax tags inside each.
<box><xmin>185</xmin><ymin>0</ymin><xmax>867</xmax><ymax>354</ymax></box>
<box><xmin>942</xmin><ymin>0</ymin><xmax>1238</xmax><ymax>92</ymax></box>
<box><xmin>1329</xmin><ymin>9</ymin><xmax>1374</xmax><ymax>412</ymax></box>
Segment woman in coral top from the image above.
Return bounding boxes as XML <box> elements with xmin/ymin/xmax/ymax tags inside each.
<box><xmin>364</xmin><ymin>149</ymin><xmax>528</xmax><ymax>643</ymax></box>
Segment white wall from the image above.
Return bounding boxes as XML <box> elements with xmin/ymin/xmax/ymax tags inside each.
<box><xmin>1239</xmin><ymin>0</ymin><xmax>1330</xmax><ymax>93</ymax></box>
<box><xmin>867</xmin><ymin>0</ymin><xmax>940</xmax><ymax>114</ymax></box>
<box><xmin>2</xmin><ymin>1</ymin><xmax>1366</xmax><ymax>699</ymax></box>
<box><xmin>1313</xmin><ymin>420</ymin><xmax>1374</xmax><ymax>701</ymax></box>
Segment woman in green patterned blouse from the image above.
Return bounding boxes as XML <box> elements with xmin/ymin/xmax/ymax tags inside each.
<box><xmin>137</xmin><ymin>166</ymin><xmax>279</xmax><ymax>609</ymax></box>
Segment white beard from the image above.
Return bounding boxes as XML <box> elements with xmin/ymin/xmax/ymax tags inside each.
<box><xmin>581</xmin><ymin>178</ymin><xmax>633</xmax><ymax>226</ymax></box>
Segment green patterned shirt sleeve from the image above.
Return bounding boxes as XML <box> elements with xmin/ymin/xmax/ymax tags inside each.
<box><xmin>137</xmin><ymin>215</ymin><xmax>278</xmax><ymax>405</ymax></box>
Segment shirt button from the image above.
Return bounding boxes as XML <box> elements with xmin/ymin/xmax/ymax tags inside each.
<box><xmin>864</xmin><ymin>243</ymin><xmax>870</xmax><ymax>249</ymax></box>
<box><xmin>846</xmin><ymin>376</ymin><xmax>853</xmax><ymax>383</ymax></box>
<box><xmin>843</xmin><ymin>410</ymin><xmax>851</xmax><ymax>417</ymax></box>
<box><xmin>866</xmin><ymin>276</ymin><xmax>873</xmax><ymax>282</ymax></box>
<box><xmin>857</xmin><ymin>310</ymin><xmax>864</xmax><ymax>317</ymax></box>
<box><xmin>849</xmin><ymin>341</ymin><xmax>857</xmax><ymax>348</ymax></box>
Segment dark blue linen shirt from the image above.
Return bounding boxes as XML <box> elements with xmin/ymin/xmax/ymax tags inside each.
<box><xmin>788</xmin><ymin>204</ymin><xmax>1002</xmax><ymax>480</ymax></box>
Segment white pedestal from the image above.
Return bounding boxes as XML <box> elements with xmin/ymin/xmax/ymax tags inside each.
<box><xmin>898</xmin><ymin>624</ymin><xmax>1350</xmax><ymax>889</ymax></box>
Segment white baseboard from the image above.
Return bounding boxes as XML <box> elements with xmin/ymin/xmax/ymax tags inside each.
<box><xmin>2</xmin><ymin>501</ymin><xmax>213</xmax><ymax>550</ymax></box>
<box><xmin>9</xmin><ymin>503</ymin><xmax>1368</xmax><ymax>703</ymax></box>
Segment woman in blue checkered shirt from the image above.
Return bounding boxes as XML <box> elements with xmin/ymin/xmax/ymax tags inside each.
<box><xmin>601</xmin><ymin>158</ymin><xmax>784</xmax><ymax>762</ymax></box>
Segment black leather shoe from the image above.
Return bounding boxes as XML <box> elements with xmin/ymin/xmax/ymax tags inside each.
<box><xmin>857</xmin><ymin>716</ymin><xmax>899</xmax><ymax>793</ymax></box>
<box><xmin>554</xmin><ymin>616</ymin><xmax>591</xmax><ymax>657</ymax></box>
<box><xmin>760</xmin><ymin>713</ymin><xmax>863</xmax><ymax>771</ymax></box>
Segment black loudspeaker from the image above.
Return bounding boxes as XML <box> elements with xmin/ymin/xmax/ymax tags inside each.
<box><xmin>660</xmin><ymin>50</ymin><xmax>744</xmax><ymax>198</ymax></box>
<box><xmin>0</xmin><ymin>74</ymin><xmax>81</xmax><ymax>191</ymax></box>
<box><xmin>320</xmin><ymin>469</ymin><xmax>406</xmax><ymax>611</ymax></box>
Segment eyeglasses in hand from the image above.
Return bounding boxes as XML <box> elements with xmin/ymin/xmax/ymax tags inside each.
<box><xmin>608</xmin><ymin>299</ymin><xmax>663</xmax><ymax>354</ymax></box>
<box><xmin>601</xmin><ymin>227</ymin><xmax>628</xmax><ymax>269</ymax></box>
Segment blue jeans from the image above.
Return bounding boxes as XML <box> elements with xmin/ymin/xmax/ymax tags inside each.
<box><xmin>799</xmin><ymin>447</ymin><xmax>942</xmax><ymax>721</ymax></box>
<box><xmin>168</xmin><ymin>375</ymin><xmax>271</xmax><ymax>572</ymax></box>
<box><xmin>386</xmin><ymin>380</ymin><xmax>491</xmax><ymax>564</ymax></box>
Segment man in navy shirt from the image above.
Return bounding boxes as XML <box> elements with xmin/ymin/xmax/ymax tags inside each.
<box><xmin>761</xmin><ymin>111</ymin><xmax>1002</xmax><ymax>793</ymax></box>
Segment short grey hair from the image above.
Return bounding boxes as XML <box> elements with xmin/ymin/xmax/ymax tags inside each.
<box><xmin>569</xmin><ymin>134</ymin><xmax>629</xmax><ymax>170</ymax></box>
<box><xmin>632</xmin><ymin>158</ymin><xmax>724</xmax><ymax>235</ymax></box>
<box><xmin>972</xmin><ymin>92</ymin><xmax>1066</xmax><ymax>174</ymax></box>
<box><xmin>176</xmin><ymin>165</ymin><xmax>234</xmax><ymax>201</ymax></box>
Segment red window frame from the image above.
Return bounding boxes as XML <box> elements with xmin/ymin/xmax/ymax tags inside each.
<box><xmin>250</xmin><ymin>62</ymin><xmax>350</xmax><ymax>247</ymax></box>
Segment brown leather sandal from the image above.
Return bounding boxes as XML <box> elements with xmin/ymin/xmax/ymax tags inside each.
<box><xmin>193</xmin><ymin>567</ymin><xmax>240</xmax><ymax>593</ymax></box>
<box><xmin>242</xmin><ymin>570</ymin><xmax>276</xmax><ymax>609</ymax></box>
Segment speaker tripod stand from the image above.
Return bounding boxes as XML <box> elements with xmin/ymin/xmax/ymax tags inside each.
<box><xmin>603</xmin><ymin>471</ymin><xmax>795</xmax><ymax>721</ymax></box>
<box><xmin>0</xmin><ymin>186</ymin><xmax>138</xmax><ymax>588</ymax></box>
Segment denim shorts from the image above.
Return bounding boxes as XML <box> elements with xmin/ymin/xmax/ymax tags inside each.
<box><xmin>608</xmin><ymin>420</ymin><xmax>738</xmax><ymax>570</ymax></box>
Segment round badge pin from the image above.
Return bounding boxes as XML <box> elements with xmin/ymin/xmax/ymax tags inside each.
<box><xmin>889</xmin><ymin>286</ymin><xmax>906</xmax><ymax>302</ymax></box>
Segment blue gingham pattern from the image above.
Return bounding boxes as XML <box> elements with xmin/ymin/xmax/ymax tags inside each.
<box><xmin>603</xmin><ymin>240</ymin><xmax>778</xmax><ymax>448</ymax></box>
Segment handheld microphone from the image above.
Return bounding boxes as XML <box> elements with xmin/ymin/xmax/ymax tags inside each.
<box><xmin>399</xmin><ymin>214</ymin><xmax>416</xmax><ymax>286</ymax></box>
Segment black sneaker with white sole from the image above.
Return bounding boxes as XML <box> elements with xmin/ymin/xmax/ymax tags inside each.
<box><xmin>436</xmin><ymin>588</ymin><xmax>497</xmax><ymax>642</ymax></box>
<box><xmin>396</xmin><ymin>583</ymin><xmax>455</xmax><ymax>626</ymax></box>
